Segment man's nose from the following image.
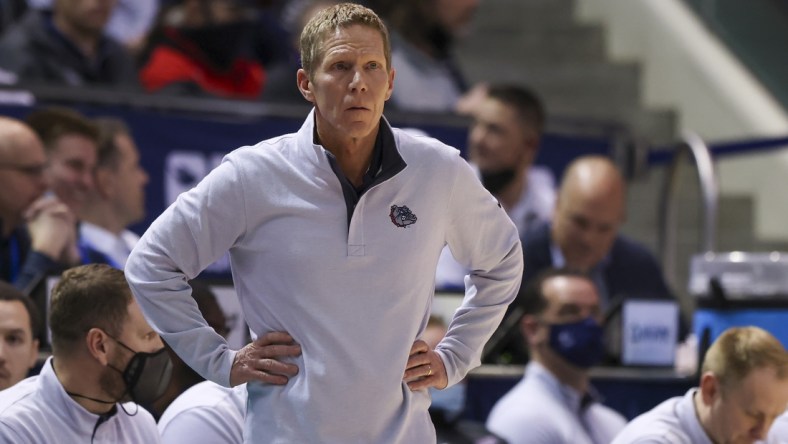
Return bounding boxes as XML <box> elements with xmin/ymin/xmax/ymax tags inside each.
<box><xmin>349</xmin><ymin>69</ymin><xmax>367</xmax><ymax>92</ymax></box>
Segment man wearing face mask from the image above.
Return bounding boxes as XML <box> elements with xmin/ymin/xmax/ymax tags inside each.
<box><xmin>436</xmin><ymin>84</ymin><xmax>554</xmax><ymax>291</ymax></box>
<box><xmin>139</xmin><ymin>0</ymin><xmax>266</xmax><ymax>99</ymax></box>
<box><xmin>486</xmin><ymin>268</ymin><xmax>627</xmax><ymax>444</ymax></box>
<box><xmin>0</xmin><ymin>264</ymin><xmax>168</xmax><ymax>443</ymax></box>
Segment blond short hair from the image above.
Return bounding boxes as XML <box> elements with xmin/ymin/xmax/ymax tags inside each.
<box><xmin>299</xmin><ymin>2</ymin><xmax>391</xmax><ymax>80</ymax></box>
<box><xmin>701</xmin><ymin>326</ymin><xmax>788</xmax><ymax>391</ymax></box>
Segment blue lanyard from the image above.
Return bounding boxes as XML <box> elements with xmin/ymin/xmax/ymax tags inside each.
<box><xmin>8</xmin><ymin>235</ymin><xmax>20</xmax><ymax>283</ymax></box>
<box><xmin>78</xmin><ymin>241</ymin><xmax>121</xmax><ymax>270</ymax></box>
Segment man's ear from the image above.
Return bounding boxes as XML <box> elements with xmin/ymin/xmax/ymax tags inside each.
<box><xmin>520</xmin><ymin>314</ymin><xmax>542</xmax><ymax>347</ymax></box>
<box><xmin>94</xmin><ymin>168</ymin><xmax>114</xmax><ymax>199</ymax></box>
<box><xmin>384</xmin><ymin>68</ymin><xmax>395</xmax><ymax>101</ymax></box>
<box><xmin>85</xmin><ymin>328</ymin><xmax>110</xmax><ymax>365</ymax></box>
<box><xmin>699</xmin><ymin>371</ymin><xmax>720</xmax><ymax>406</ymax></box>
<box><xmin>297</xmin><ymin>69</ymin><xmax>314</xmax><ymax>103</ymax></box>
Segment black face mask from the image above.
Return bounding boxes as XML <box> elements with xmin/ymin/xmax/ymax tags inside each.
<box><xmin>179</xmin><ymin>22</ymin><xmax>253</xmax><ymax>70</ymax></box>
<box><xmin>480</xmin><ymin>168</ymin><xmax>517</xmax><ymax>195</ymax></box>
<box><xmin>107</xmin><ymin>337</ymin><xmax>173</xmax><ymax>406</ymax></box>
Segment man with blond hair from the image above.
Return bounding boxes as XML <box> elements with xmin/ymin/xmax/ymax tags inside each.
<box><xmin>126</xmin><ymin>2</ymin><xmax>522</xmax><ymax>443</ymax></box>
<box><xmin>612</xmin><ymin>326</ymin><xmax>788</xmax><ymax>444</ymax></box>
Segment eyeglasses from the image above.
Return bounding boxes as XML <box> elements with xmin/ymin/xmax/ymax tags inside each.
<box><xmin>0</xmin><ymin>162</ymin><xmax>46</xmax><ymax>177</ymax></box>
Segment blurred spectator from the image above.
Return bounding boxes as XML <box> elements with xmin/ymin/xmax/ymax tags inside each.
<box><xmin>612</xmin><ymin>326</ymin><xmax>788</xmax><ymax>444</ymax></box>
<box><xmin>0</xmin><ymin>0</ymin><xmax>137</xmax><ymax>87</ymax></box>
<box><xmin>486</xmin><ymin>268</ymin><xmax>627</xmax><ymax>444</ymax></box>
<box><xmin>149</xmin><ymin>280</ymin><xmax>229</xmax><ymax>419</ymax></box>
<box><xmin>262</xmin><ymin>0</ymin><xmax>338</xmax><ymax>104</ymax></box>
<box><xmin>0</xmin><ymin>116</ymin><xmax>78</xmax><ymax>292</ymax></box>
<box><xmin>25</xmin><ymin>106</ymin><xmax>99</xmax><ymax>218</ymax></box>
<box><xmin>139</xmin><ymin>0</ymin><xmax>266</xmax><ymax>99</ymax></box>
<box><xmin>158</xmin><ymin>381</ymin><xmax>246</xmax><ymax>444</ymax></box>
<box><xmin>371</xmin><ymin>0</ymin><xmax>479</xmax><ymax>112</ymax></box>
<box><xmin>25</xmin><ymin>0</ymin><xmax>159</xmax><ymax>54</ymax></box>
<box><xmin>0</xmin><ymin>281</ymin><xmax>40</xmax><ymax>391</ymax></box>
<box><xmin>487</xmin><ymin>155</ymin><xmax>680</xmax><ymax>364</ymax></box>
<box><xmin>0</xmin><ymin>264</ymin><xmax>166</xmax><ymax>442</ymax></box>
<box><xmin>436</xmin><ymin>85</ymin><xmax>555</xmax><ymax>290</ymax></box>
<box><xmin>79</xmin><ymin>118</ymin><xmax>149</xmax><ymax>269</ymax></box>
<box><xmin>0</xmin><ymin>0</ymin><xmax>28</xmax><ymax>37</ymax></box>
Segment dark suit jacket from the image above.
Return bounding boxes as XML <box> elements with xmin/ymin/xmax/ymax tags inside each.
<box><xmin>483</xmin><ymin>221</ymin><xmax>682</xmax><ymax>364</ymax></box>
<box><xmin>521</xmin><ymin>222</ymin><xmax>674</xmax><ymax>303</ymax></box>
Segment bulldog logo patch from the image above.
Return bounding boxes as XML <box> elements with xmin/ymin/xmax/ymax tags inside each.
<box><xmin>390</xmin><ymin>205</ymin><xmax>417</xmax><ymax>228</ymax></box>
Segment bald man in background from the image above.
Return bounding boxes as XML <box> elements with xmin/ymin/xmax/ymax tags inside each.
<box><xmin>0</xmin><ymin>117</ymin><xmax>78</xmax><ymax>292</ymax></box>
<box><xmin>486</xmin><ymin>155</ymin><xmax>678</xmax><ymax>364</ymax></box>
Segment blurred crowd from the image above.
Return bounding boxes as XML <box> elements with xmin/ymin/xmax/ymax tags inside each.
<box><xmin>1</xmin><ymin>1</ymin><xmax>788</xmax><ymax>444</ymax></box>
<box><xmin>0</xmin><ymin>0</ymin><xmax>482</xmax><ymax>112</ymax></box>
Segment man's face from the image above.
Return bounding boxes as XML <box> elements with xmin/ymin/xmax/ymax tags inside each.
<box><xmin>531</xmin><ymin>275</ymin><xmax>601</xmax><ymax>344</ymax></box>
<box><xmin>468</xmin><ymin>97</ymin><xmax>534</xmax><ymax>177</ymax></box>
<box><xmin>109</xmin><ymin>134</ymin><xmax>148</xmax><ymax>226</ymax></box>
<box><xmin>56</xmin><ymin>0</ymin><xmax>115</xmax><ymax>35</ymax></box>
<box><xmin>552</xmin><ymin>182</ymin><xmax>624</xmax><ymax>272</ymax></box>
<box><xmin>0</xmin><ymin>301</ymin><xmax>39</xmax><ymax>390</ymax></box>
<box><xmin>298</xmin><ymin>25</ymin><xmax>394</xmax><ymax>146</ymax></box>
<box><xmin>0</xmin><ymin>133</ymin><xmax>47</xmax><ymax>225</ymax></box>
<box><xmin>706</xmin><ymin>366</ymin><xmax>788</xmax><ymax>444</ymax></box>
<box><xmin>99</xmin><ymin>300</ymin><xmax>164</xmax><ymax>400</ymax></box>
<box><xmin>44</xmin><ymin>134</ymin><xmax>97</xmax><ymax>214</ymax></box>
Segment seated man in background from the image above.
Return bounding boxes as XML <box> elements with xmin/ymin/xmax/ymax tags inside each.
<box><xmin>436</xmin><ymin>84</ymin><xmax>555</xmax><ymax>290</ymax></box>
<box><xmin>0</xmin><ymin>0</ymin><xmax>137</xmax><ymax>87</ymax></box>
<box><xmin>612</xmin><ymin>326</ymin><xmax>788</xmax><ymax>444</ymax></box>
<box><xmin>79</xmin><ymin>118</ymin><xmax>149</xmax><ymax>269</ymax></box>
<box><xmin>0</xmin><ymin>281</ymin><xmax>40</xmax><ymax>391</ymax></box>
<box><xmin>0</xmin><ymin>116</ymin><xmax>78</xmax><ymax>292</ymax></box>
<box><xmin>0</xmin><ymin>264</ymin><xmax>166</xmax><ymax>442</ymax></box>
<box><xmin>25</xmin><ymin>106</ymin><xmax>99</xmax><ymax>219</ymax></box>
<box><xmin>139</xmin><ymin>0</ymin><xmax>265</xmax><ymax>99</ymax></box>
<box><xmin>486</xmin><ymin>268</ymin><xmax>627</xmax><ymax>444</ymax></box>
<box><xmin>487</xmin><ymin>155</ymin><xmax>679</xmax><ymax>363</ymax></box>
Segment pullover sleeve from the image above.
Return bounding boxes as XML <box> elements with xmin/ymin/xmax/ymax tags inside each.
<box><xmin>435</xmin><ymin>155</ymin><xmax>524</xmax><ymax>387</ymax></box>
<box><xmin>125</xmin><ymin>157</ymin><xmax>248</xmax><ymax>387</ymax></box>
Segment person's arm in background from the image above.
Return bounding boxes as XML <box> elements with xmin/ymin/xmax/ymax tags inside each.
<box><xmin>16</xmin><ymin>195</ymin><xmax>78</xmax><ymax>292</ymax></box>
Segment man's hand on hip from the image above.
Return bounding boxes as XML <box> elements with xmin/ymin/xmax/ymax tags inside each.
<box><xmin>403</xmin><ymin>339</ymin><xmax>448</xmax><ymax>391</ymax></box>
<box><xmin>230</xmin><ymin>331</ymin><xmax>301</xmax><ymax>386</ymax></box>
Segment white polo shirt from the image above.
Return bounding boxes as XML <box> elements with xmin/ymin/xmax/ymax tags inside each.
<box><xmin>486</xmin><ymin>362</ymin><xmax>626</xmax><ymax>444</ymax></box>
<box><xmin>611</xmin><ymin>388</ymin><xmax>712</xmax><ymax>444</ymax></box>
<box><xmin>765</xmin><ymin>409</ymin><xmax>788</xmax><ymax>443</ymax></box>
<box><xmin>158</xmin><ymin>381</ymin><xmax>247</xmax><ymax>444</ymax></box>
<box><xmin>0</xmin><ymin>357</ymin><xmax>160</xmax><ymax>443</ymax></box>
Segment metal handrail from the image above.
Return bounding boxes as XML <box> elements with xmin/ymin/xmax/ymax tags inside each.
<box><xmin>658</xmin><ymin>130</ymin><xmax>719</xmax><ymax>291</ymax></box>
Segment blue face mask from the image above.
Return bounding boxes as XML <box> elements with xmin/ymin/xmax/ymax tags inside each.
<box><xmin>548</xmin><ymin>317</ymin><xmax>605</xmax><ymax>368</ymax></box>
